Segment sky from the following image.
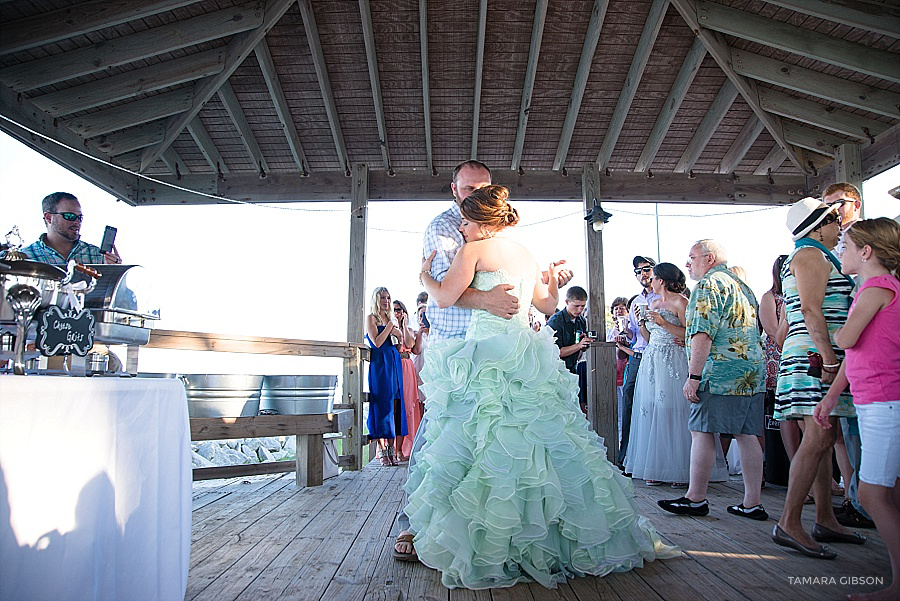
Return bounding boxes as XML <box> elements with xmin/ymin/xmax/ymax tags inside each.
<box><xmin>1</xmin><ymin>132</ymin><xmax>897</xmax><ymax>374</ymax></box>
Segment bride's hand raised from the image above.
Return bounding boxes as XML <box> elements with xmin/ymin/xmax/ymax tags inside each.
<box><xmin>548</xmin><ymin>259</ymin><xmax>568</xmax><ymax>284</ymax></box>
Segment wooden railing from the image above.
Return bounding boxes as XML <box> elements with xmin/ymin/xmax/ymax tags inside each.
<box><xmin>138</xmin><ymin>329</ymin><xmax>369</xmax><ymax>481</ymax></box>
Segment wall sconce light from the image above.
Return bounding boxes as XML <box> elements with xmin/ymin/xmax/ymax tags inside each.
<box><xmin>584</xmin><ymin>202</ymin><xmax>612</xmax><ymax>232</ymax></box>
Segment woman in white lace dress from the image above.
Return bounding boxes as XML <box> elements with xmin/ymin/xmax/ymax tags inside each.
<box><xmin>625</xmin><ymin>263</ymin><xmax>728</xmax><ymax>486</ymax></box>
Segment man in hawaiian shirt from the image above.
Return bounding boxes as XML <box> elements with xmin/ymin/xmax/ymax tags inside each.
<box><xmin>659</xmin><ymin>239</ymin><xmax>767</xmax><ymax>520</ymax></box>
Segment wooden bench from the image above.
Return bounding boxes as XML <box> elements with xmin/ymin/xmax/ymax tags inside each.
<box><xmin>190</xmin><ymin>409</ymin><xmax>354</xmax><ymax>486</ymax></box>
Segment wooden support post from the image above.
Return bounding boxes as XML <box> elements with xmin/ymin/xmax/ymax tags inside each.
<box><xmin>582</xmin><ymin>165</ymin><xmax>618</xmax><ymax>462</ymax></box>
<box><xmin>296</xmin><ymin>433</ymin><xmax>324</xmax><ymax>487</ymax></box>
<box><xmin>344</xmin><ymin>164</ymin><xmax>368</xmax><ymax>470</ymax></box>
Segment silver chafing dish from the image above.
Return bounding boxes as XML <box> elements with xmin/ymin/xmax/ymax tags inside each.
<box><xmin>82</xmin><ymin>264</ymin><xmax>160</xmax><ymax>346</ymax></box>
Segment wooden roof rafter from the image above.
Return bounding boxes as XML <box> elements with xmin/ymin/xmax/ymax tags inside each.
<box><xmin>358</xmin><ymin>0</ymin><xmax>392</xmax><ymax>174</ymax></box>
<box><xmin>762</xmin><ymin>0</ymin><xmax>900</xmax><ymax>39</ymax></box>
<box><xmin>0</xmin><ymin>0</ymin><xmax>199</xmax><ymax>55</ymax></box>
<box><xmin>670</xmin><ymin>0</ymin><xmax>807</xmax><ymax>173</ymax></box>
<box><xmin>419</xmin><ymin>0</ymin><xmax>434</xmax><ymax>176</ymax></box>
<box><xmin>730</xmin><ymin>50</ymin><xmax>900</xmax><ymax>120</ymax></box>
<box><xmin>717</xmin><ymin>115</ymin><xmax>765</xmax><ymax>175</ymax></box>
<box><xmin>758</xmin><ymin>88</ymin><xmax>890</xmax><ymax>142</ymax></box>
<box><xmin>187</xmin><ymin>116</ymin><xmax>230</xmax><ymax>174</ymax></box>
<box><xmin>138</xmin><ymin>0</ymin><xmax>296</xmax><ymax>172</ymax></box>
<box><xmin>64</xmin><ymin>89</ymin><xmax>195</xmax><ymax>139</ymax></box>
<box><xmin>552</xmin><ymin>0</ymin><xmax>610</xmax><ymax>173</ymax></box>
<box><xmin>510</xmin><ymin>0</ymin><xmax>548</xmax><ymax>172</ymax></box>
<box><xmin>31</xmin><ymin>49</ymin><xmax>227</xmax><ymax>117</ymax></box>
<box><xmin>470</xmin><ymin>0</ymin><xmax>487</xmax><ymax>160</ymax></box>
<box><xmin>674</xmin><ymin>80</ymin><xmax>739</xmax><ymax>173</ymax></box>
<box><xmin>698</xmin><ymin>0</ymin><xmax>900</xmax><ymax>85</ymax></box>
<box><xmin>217</xmin><ymin>80</ymin><xmax>268</xmax><ymax>176</ymax></box>
<box><xmin>0</xmin><ymin>2</ymin><xmax>264</xmax><ymax>93</ymax></box>
<box><xmin>595</xmin><ymin>0</ymin><xmax>669</xmax><ymax>170</ymax></box>
<box><xmin>254</xmin><ymin>39</ymin><xmax>309</xmax><ymax>175</ymax></box>
<box><xmin>297</xmin><ymin>0</ymin><xmax>350</xmax><ymax>176</ymax></box>
<box><xmin>161</xmin><ymin>148</ymin><xmax>191</xmax><ymax>177</ymax></box>
<box><xmin>634</xmin><ymin>36</ymin><xmax>706</xmax><ymax>172</ymax></box>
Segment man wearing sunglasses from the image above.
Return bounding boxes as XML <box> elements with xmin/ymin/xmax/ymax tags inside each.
<box><xmin>823</xmin><ymin>182</ymin><xmax>862</xmax><ymax>259</ymax></box>
<box><xmin>21</xmin><ymin>192</ymin><xmax>121</xmax><ymax>266</ymax></box>
<box><xmin>617</xmin><ymin>255</ymin><xmax>660</xmax><ymax>470</ymax></box>
<box><xmin>821</xmin><ymin>182</ymin><xmax>875</xmax><ymax>531</ymax></box>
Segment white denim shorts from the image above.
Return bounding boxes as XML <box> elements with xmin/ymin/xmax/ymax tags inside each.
<box><xmin>856</xmin><ymin>401</ymin><xmax>900</xmax><ymax>488</ymax></box>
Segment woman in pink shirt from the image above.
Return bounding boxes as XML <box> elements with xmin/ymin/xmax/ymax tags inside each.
<box><xmin>815</xmin><ymin>217</ymin><xmax>900</xmax><ymax>601</ymax></box>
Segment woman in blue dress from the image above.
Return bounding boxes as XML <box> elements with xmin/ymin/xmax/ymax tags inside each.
<box><xmin>365</xmin><ymin>287</ymin><xmax>407</xmax><ymax>466</ymax></box>
<box><xmin>407</xmin><ymin>185</ymin><xmax>679</xmax><ymax>590</ymax></box>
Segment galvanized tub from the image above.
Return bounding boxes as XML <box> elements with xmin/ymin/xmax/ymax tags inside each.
<box><xmin>180</xmin><ymin>374</ymin><xmax>263</xmax><ymax>418</ymax></box>
<box><xmin>260</xmin><ymin>375</ymin><xmax>337</xmax><ymax>415</ymax></box>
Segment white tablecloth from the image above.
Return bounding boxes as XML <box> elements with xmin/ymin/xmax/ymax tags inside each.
<box><xmin>0</xmin><ymin>376</ymin><xmax>191</xmax><ymax>601</ymax></box>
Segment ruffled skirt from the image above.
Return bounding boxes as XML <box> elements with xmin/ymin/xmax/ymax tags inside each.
<box><xmin>404</xmin><ymin>326</ymin><xmax>680</xmax><ymax>589</ymax></box>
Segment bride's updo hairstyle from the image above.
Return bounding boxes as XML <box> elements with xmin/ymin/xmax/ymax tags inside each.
<box><xmin>460</xmin><ymin>185</ymin><xmax>520</xmax><ymax>230</ymax></box>
<box><xmin>653</xmin><ymin>262</ymin><xmax>687</xmax><ymax>294</ymax></box>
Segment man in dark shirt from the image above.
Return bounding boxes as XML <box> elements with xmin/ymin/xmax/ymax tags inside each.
<box><xmin>546</xmin><ymin>286</ymin><xmax>592</xmax><ymax>374</ymax></box>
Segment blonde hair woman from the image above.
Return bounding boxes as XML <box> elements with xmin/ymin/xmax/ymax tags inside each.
<box><xmin>365</xmin><ymin>287</ymin><xmax>407</xmax><ymax>466</ymax></box>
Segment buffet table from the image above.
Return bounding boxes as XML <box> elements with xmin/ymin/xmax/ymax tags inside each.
<box><xmin>0</xmin><ymin>376</ymin><xmax>191</xmax><ymax>601</ymax></box>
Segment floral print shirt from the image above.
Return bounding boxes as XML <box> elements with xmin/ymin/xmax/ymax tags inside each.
<box><xmin>685</xmin><ymin>265</ymin><xmax>766</xmax><ymax>396</ymax></box>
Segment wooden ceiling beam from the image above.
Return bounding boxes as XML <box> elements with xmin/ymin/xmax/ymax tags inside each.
<box><xmin>0</xmin><ymin>85</ymin><xmax>142</xmax><ymax>203</ymax></box>
<box><xmin>753</xmin><ymin>144</ymin><xmax>787</xmax><ymax>176</ymax></box>
<box><xmin>697</xmin><ymin>0</ymin><xmax>900</xmax><ymax>84</ymax></box>
<box><xmin>761</xmin><ymin>0</ymin><xmax>900</xmax><ymax>42</ymax></box>
<box><xmin>0</xmin><ymin>3</ymin><xmax>264</xmax><ymax>92</ymax></box>
<box><xmin>298</xmin><ymin>0</ymin><xmax>350</xmax><ymax>175</ymax></box>
<box><xmin>782</xmin><ymin>121</ymin><xmax>851</xmax><ymax>157</ymax></box>
<box><xmin>471</xmin><ymin>0</ymin><xmax>487</xmax><ymax>160</ymax></box>
<box><xmin>552</xmin><ymin>0</ymin><xmax>610</xmax><ymax>172</ymax></box>
<box><xmin>634</xmin><ymin>37</ymin><xmax>706</xmax><ymax>172</ymax></box>
<box><xmin>717</xmin><ymin>115</ymin><xmax>765</xmax><ymax>174</ymax></box>
<box><xmin>670</xmin><ymin>0</ymin><xmax>806</xmax><ymax>172</ymax></box>
<box><xmin>674</xmin><ymin>80</ymin><xmax>738</xmax><ymax>172</ymax></box>
<box><xmin>93</xmin><ymin>121</ymin><xmax>166</xmax><ymax>156</ymax></box>
<box><xmin>160</xmin><ymin>148</ymin><xmax>191</xmax><ymax>177</ymax></box>
<box><xmin>0</xmin><ymin>0</ymin><xmax>197</xmax><ymax>56</ymax></box>
<box><xmin>187</xmin><ymin>117</ymin><xmax>229</xmax><ymax>174</ymax></box>
<box><xmin>731</xmin><ymin>49</ymin><xmax>900</xmax><ymax>120</ymax></box>
<box><xmin>758</xmin><ymin>87</ymin><xmax>889</xmax><ymax>141</ymax></box>
<box><xmin>419</xmin><ymin>0</ymin><xmax>434</xmax><ymax>175</ymax></box>
<box><xmin>595</xmin><ymin>0</ymin><xmax>668</xmax><ymax>170</ymax></box>
<box><xmin>511</xmin><ymin>0</ymin><xmax>549</xmax><ymax>172</ymax></box>
<box><xmin>254</xmin><ymin>40</ymin><xmax>309</xmax><ymax>174</ymax></box>
<box><xmin>136</xmin><ymin>169</ymin><xmax>808</xmax><ymax>206</ymax></box>
<box><xmin>30</xmin><ymin>49</ymin><xmax>226</xmax><ymax>117</ymax></box>
<box><xmin>139</xmin><ymin>0</ymin><xmax>296</xmax><ymax>172</ymax></box>
<box><xmin>64</xmin><ymin>89</ymin><xmax>194</xmax><ymax>138</ymax></box>
<box><xmin>359</xmin><ymin>0</ymin><xmax>392</xmax><ymax>173</ymax></box>
<box><xmin>217</xmin><ymin>81</ymin><xmax>268</xmax><ymax>175</ymax></box>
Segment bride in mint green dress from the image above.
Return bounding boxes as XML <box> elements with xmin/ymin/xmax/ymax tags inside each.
<box><xmin>409</xmin><ymin>185</ymin><xmax>679</xmax><ymax>590</ymax></box>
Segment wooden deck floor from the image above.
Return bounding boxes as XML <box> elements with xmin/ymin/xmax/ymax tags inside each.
<box><xmin>188</xmin><ymin>462</ymin><xmax>890</xmax><ymax>601</ymax></box>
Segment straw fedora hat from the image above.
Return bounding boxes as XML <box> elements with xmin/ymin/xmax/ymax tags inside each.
<box><xmin>786</xmin><ymin>197</ymin><xmax>840</xmax><ymax>241</ymax></box>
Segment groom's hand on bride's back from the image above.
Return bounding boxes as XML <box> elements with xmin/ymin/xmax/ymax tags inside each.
<box><xmin>484</xmin><ymin>284</ymin><xmax>519</xmax><ymax>319</ymax></box>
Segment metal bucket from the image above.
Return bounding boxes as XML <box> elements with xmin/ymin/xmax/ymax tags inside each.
<box><xmin>260</xmin><ymin>375</ymin><xmax>337</xmax><ymax>415</ymax></box>
<box><xmin>180</xmin><ymin>374</ymin><xmax>263</xmax><ymax>418</ymax></box>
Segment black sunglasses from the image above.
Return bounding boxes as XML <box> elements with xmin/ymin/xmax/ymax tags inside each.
<box><xmin>48</xmin><ymin>211</ymin><xmax>84</xmax><ymax>222</ymax></box>
<box><xmin>634</xmin><ymin>266</ymin><xmax>653</xmax><ymax>274</ymax></box>
<box><xmin>393</xmin><ymin>308</ymin><xmax>403</xmax><ymax>313</ymax></box>
<box><xmin>821</xmin><ymin>212</ymin><xmax>839</xmax><ymax>226</ymax></box>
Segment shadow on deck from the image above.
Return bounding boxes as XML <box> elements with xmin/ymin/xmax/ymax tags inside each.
<box><xmin>187</xmin><ymin>461</ymin><xmax>889</xmax><ymax>601</ymax></box>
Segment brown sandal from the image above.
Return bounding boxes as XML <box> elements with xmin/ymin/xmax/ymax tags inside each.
<box><xmin>378</xmin><ymin>450</ymin><xmax>391</xmax><ymax>466</ymax></box>
<box><xmin>393</xmin><ymin>533</ymin><xmax>418</xmax><ymax>562</ymax></box>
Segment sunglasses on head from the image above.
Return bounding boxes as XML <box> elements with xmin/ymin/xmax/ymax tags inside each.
<box><xmin>48</xmin><ymin>211</ymin><xmax>84</xmax><ymax>222</ymax></box>
<box><xmin>634</xmin><ymin>266</ymin><xmax>653</xmax><ymax>274</ymax></box>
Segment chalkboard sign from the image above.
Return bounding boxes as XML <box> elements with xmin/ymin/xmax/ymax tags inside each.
<box><xmin>36</xmin><ymin>305</ymin><xmax>95</xmax><ymax>357</ymax></box>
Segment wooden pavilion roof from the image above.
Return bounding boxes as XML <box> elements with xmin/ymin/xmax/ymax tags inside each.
<box><xmin>0</xmin><ymin>0</ymin><xmax>898</xmax><ymax>206</ymax></box>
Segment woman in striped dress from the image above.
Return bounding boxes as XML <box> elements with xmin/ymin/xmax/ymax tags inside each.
<box><xmin>772</xmin><ymin>198</ymin><xmax>862</xmax><ymax>559</ymax></box>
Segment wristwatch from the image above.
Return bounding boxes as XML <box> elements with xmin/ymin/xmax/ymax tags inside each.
<box><xmin>689</xmin><ymin>374</ymin><xmax>702</xmax><ymax>381</ymax></box>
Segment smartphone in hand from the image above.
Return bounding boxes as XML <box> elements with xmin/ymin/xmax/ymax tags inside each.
<box><xmin>100</xmin><ymin>226</ymin><xmax>117</xmax><ymax>254</ymax></box>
